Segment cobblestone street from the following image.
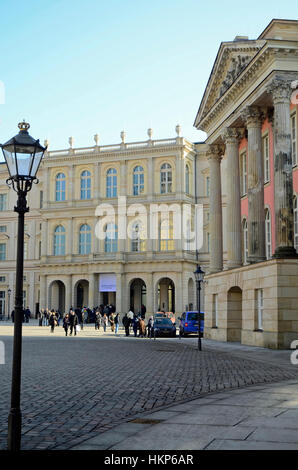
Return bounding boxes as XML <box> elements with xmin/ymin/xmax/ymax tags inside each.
<box><xmin>0</xmin><ymin>325</ymin><xmax>297</xmax><ymax>450</ymax></box>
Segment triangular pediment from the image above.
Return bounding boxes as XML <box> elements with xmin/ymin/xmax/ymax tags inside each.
<box><xmin>194</xmin><ymin>39</ymin><xmax>264</xmax><ymax>128</ymax></box>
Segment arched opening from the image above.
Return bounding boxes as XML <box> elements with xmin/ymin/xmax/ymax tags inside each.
<box><xmin>74</xmin><ymin>280</ymin><xmax>89</xmax><ymax>309</ymax></box>
<box><xmin>157</xmin><ymin>278</ymin><xmax>175</xmax><ymax>313</ymax></box>
<box><xmin>49</xmin><ymin>280</ymin><xmax>65</xmax><ymax>313</ymax></box>
<box><xmin>130</xmin><ymin>278</ymin><xmax>146</xmax><ymax>315</ymax></box>
<box><xmin>227</xmin><ymin>286</ymin><xmax>242</xmax><ymax>342</ymax></box>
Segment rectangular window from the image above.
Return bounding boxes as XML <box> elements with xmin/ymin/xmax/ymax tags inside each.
<box><xmin>291</xmin><ymin>113</ymin><xmax>297</xmax><ymax>167</ymax></box>
<box><xmin>241</xmin><ymin>152</ymin><xmax>247</xmax><ymax>195</ymax></box>
<box><xmin>23</xmin><ymin>290</ymin><xmax>26</xmax><ymax>309</ymax></box>
<box><xmin>40</xmin><ymin>190</ymin><xmax>43</xmax><ymax>208</ymax></box>
<box><xmin>212</xmin><ymin>294</ymin><xmax>218</xmax><ymax>328</ymax></box>
<box><xmin>24</xmin><ymin>243</ymin><xmax>28</xmax><ymax>260</ymax></box>
<box><xmin>0</xmin><ymin>226</ymin><xmax>7</xmax><ymax>232</ymax></box>
<box><xmin>0</xmin><ymin>291</ymin><xmax>5</xmax><ymax>316</ymax></box>
<box><xmin>0</xmin><ymin>194</ymin><xmax>7</xmax><ymax>211</ymax></box>
<box><xmin>207</xmin><ymin>232</ymin><xmax>210</xmax><ymax>253</ymax></box>
<box><xmin>256</xmin><ymin>289</ymin><xmax>264</xmax><ymax>331</ymax></box>
<box><xmin>39</xmin><ymin>241</ymin><xmax>42</xmax><ymax>259</ymax></box>
<box><xmin>0</xmin><ymin>276</ymin><xmax>5</xmax><ymax>282</ymax></box>
<box><xmin>263</xmin><ymin>135</ymin><xmax>270</xmax><ymax>183</ymax></box>
<box><xmin>0</xmin><ymin>244</ymin><xmax>6</xmax><ymax>261</ymax></box>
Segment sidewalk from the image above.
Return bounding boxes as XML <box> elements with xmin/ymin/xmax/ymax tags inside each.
<box><xmin>70</xmin><ymin>338</ymin><xmax>298</xmax><ymax>450</ymax></box>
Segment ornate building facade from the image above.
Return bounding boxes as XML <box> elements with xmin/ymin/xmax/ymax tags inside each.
<box><xmin>0</xmin><ymin>127</ymin><xmax>217</xmax><ymax>318</ymax></box>
<box><xmin>194</xmin><ymin>19</ymin><xmax>298</xmax><ymax>349</ymax></box>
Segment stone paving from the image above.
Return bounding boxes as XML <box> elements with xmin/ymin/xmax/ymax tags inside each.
<box><xmin>0</xmin><ymin>323</ymin><xmax>297</xmax><ymax>450</ymax></box>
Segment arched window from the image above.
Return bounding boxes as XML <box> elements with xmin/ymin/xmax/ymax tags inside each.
<box><xmin>159</xmin><ymin>216</ymin><xmax>174</xmax><ymax>251</ymax></box>
<box><xmin>79</xmin><ymin>224</ymin><xmax>91</xmax><ymax>254</ymax></box>
<box><xmin>106</xmin><ymin>168</ymin><xmax>117</xmax><ymax>198</ymax></box>
<box><xmin>242</xmin><ymin>218</ymin><xmax>248</xmax><ymax>264</ymax></box>
<box><xmin>54</xmin><ymin>225</ymin><xmax>66</xmax><ymax>256</ymax></box>
<box><xmin>265</xmin><ymin>209</ymin><xmax>272</xmax><ymax>260</ymax></box>
<box><xmin>55</xmin><ymin>173</ymin><xmax>66</xmax><ymax>201</ymax></box>
<box><xmin>294</xmin><ymin>196</ymin><xmax>298</xmax><ymax>253</ymax></box>
<box><xmin>80</xmin><ymin>170</ymin><xmax>91</xmax><ymax>200</ymax></box>
<box><xmin>133</xmin><ymin>166</ymin><xmax>144</xmax><ymax>195</ymax></box>
<box><xmin>185</xmin><ymin>164</ymin><xmax>190</xmax><ymax>194</ymax></box>
<box><xmin>131</xmin><ymin>221</ymin><xmax>145</xmax><ymax>251</ymax></box>
<box><xmin>160</xmin><ymin>163</ymin><xmax>172</xmax><ymax>194</ymax></box>
<box><xmin>104</xmin><ymin>223</ymin><xmax>118</xmax><ymax>252</ymax></box>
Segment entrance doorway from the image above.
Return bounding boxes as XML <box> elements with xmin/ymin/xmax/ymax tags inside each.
<box><xmin>130</xmin><ymin>279</ymin><xmax>146</xmax><ymax>314</ymax></box>
<box><xmin>157</xmin><ymin>278</ymin><xmax>175</xmax><ymax>312</ymax></box>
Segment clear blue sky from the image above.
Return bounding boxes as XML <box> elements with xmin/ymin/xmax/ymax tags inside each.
<box><xmin>0</xmin><ymin>0</ymin><xmax>296</xmax><ymax>152</ymax></box>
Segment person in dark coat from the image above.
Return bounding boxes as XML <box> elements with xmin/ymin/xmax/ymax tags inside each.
<box><xmin>95</xmin><ymin>311</ymin><xmax>101</xmax><ymax>330</ymax></box>
<box><xmin>141</xmin><ymin>304</ymin><xmax>146</xmax><ymax>319</ymax></box>
<box><xmin>63</xmin><ymin>314</ymin><xmax>70</xmax><ymax>336</ymax></box>
<box><xmin>122</xmin><ymin>313</ymin><xmax>130</xmax><ymax>336</ymax></box>
<box><xmin>114</xmin><ymin>313</ymin><xmax>120</xmax><ymax>334</ymax></box>
<box><xmin>49</xmin><ymin>310</ymin><xmax>58</xmax><ymax>333</ymax></box>
<box><xmin>68</xmin><ymin>310</ymin><xmax>78</xmax><ymax>336</ymax></box>
<box><xmin>132</xmin><ymin>315</ymin><xmax>139</xmax><ymax>337</ymax></box>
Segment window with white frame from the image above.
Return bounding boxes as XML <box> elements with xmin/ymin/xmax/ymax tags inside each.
<box><xmin>79</xmin><ymin>224</ymin><xmax>91</xmax><ymax>255</ymax></box>
<box><xmin>265</xmin><ymin>209</ymin><xmax>272</xmax><ymax>259</ymax></box>
<box><xmin>207</xmin><ymin>232</ymin><xmax>210</xmax><ymax>253</ymax></box>
<box><xmin>160</xmin><ymin>163</ymin><xmax>172</xmax><ymax>194</ymax></box>
<box><xmin>0</xmin><ymin>291</ymin><xmax>5</xmax><ymax>316</ymax></box>
<box><xmin>256</xmin><ymin>288</ymin><xmax>264</xmax><ymax>330</ymax></box>
<box><xmin>291</xmin><ymin>113</ymin><xmax>297</xmax><ymax>167</ymax></box>
<box><xmin>104</xmin><ymin>223</ymin><xmax>118</xmax><ymax>252</ymax></box>
<box><xmin>0</xmin><ymin>277</ymin><xmax>5</xmax><ymax>282</ymax></box>
<box><xmin>55</xmin><ymin>173</ymin><xmax>66</xmax><ymax>201</ymax></box>
<box><xmin>294</xmin><ymin>196</ymin><xmax>298</xmax><ymax>253</ymax></box>
<box><xmin>133</xmin><ymin>166</ymin><xmax>144</xmax><ymax>195</ymax></box>
<box><xmin>80</xmin><ymin>170</ymin><xmax>91</xmax><ymax>200</ymax></box>
<box><xmin>242</xmin><ymin>218</ymin><xmax>248</xmax><ymax>264</ymax></box>
<box><xmin>206</xmin><ymin>176</ymin><xmax>210</xmax><ymax>197</ymax></box>
<box><xmin>0</xmin><ymin>243</ymin><xmax>6</xmax><ymax>261</ymax></box>
<box><xmin>263</xmin><ymin>134</ymin><xmax>270</xmax><ymax>183</ymax></box>
<box><xmin>212</xmin><ymin>294</ymin><xmax>218</xmax><ymax>328</ymax></box>
<box><xmin>0</xmin><ymin>194</ymin><xmax>7</xmax><ymax>211</ymax></box>
<box><xmin>241</xmin><ymin>152</ymin><xmax>247</xmax><ymax>195</ymax></box>
<box><xmin>159</xmin><ymin>216</ymin><xmax>174</xmax><ymax>251</ymax></box>
<box><xmin>131</xmin><ymin>221</ymin><xmax>146</xmax><ymax>252</ymax></box>
<box><xmin>53</xmin><ymin>225</ymin><xmax>66</xmax><ymax>256</ymax></box>
<box><xmin>0</xmin><ymin>226</ymin><xmax>7</xmax><ymax>232</ymax></box>
<box><xmin>106</xmin><ymin>168</ymin><xmax>117</xmax><ymax>198</ymax></box>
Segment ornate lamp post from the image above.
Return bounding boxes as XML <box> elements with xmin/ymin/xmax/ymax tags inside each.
<box><xmin>1</xmin><ymin>121</ymin><xmax>46</xmax><ymax>451</ymax></box>
<box><xmin>7</xmin><ymin>288</ymin><xmax>11</xmax><ymax>320</ymax></box>
<box><xmin>194</xmin><ymin>265</ymin><xmax>205</xmax><ymax>351</ymax></box>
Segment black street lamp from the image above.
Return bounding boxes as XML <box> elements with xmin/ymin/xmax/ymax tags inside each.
<box><xmin>194</xmin><ymin>265</ymin><xmax>205</xmax><ymax>351</ymax></box>
<box><xmin>1</xmin><ymin>121</ymin><xmax>46</xmax><ymax>451</ymax></box>
<box><xmin>7</xmin><ymin>288</ymin><xmax>11</xmax><ymax>320</ymax></box>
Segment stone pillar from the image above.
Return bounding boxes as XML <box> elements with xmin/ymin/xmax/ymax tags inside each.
<box><xmin>39</xmin><ymin>274</ymin><xmax>47</xmax><ymax>309</ymax></box>
<box><xmin>206</xmin><ymin>145</ymin><xmax>223</xmax><ymax>273</ymax></box>
<box><xmin>116</xmin><ymin>273</ymin><xmax>123</xmax><ymax>313</ymax></box>
<box><xmin>222</xmin><ymin>128</ymin><xmax>242</xmax><ymax>268</ymax></box>
<box><xmin>241</xmin><ymin>106</ymin><xmax>266</xmax><ymax>263</ymax></box>
<box><xmin>65</xmin><ymin>275</ymin><xmax>72</xmax><ymax>311</ymax></box>
<box><xmin>146</xmin><ymin>273</ymin><xmax>154</xmax><ymax>317</ymax></box>
<box><xmin>267</xmin><ymin>78</ymin><xmax>297</xmax><ymax>257</ymax></box>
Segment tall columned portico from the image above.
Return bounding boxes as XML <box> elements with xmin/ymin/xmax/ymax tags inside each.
<box><xmin>207</xmin><ymin>145</ymin><xmax>223</xmax><ymax>273</ymax></box>
<box><xmin>267</xmin><ymin>78</ymin><xmax>297</xmax><ymax>257</ymax></box>
<box><xmin>222</xmin><ymin>128</ymin><xmax>242</xmax><ymax>269</ymax></box>
<box><xmin>241</xmin><ymin>105</ymin><xmax>266</xmax><ymax>263</ymax></box>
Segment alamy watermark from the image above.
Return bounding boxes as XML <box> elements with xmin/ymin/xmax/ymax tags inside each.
<box><xmin>94</xmin><ymin>197</ymin><xmax>204</xmax><ymax>251</ymax></box>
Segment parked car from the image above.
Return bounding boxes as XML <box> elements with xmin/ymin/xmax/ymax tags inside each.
<box><xmin>179</xmin><ymin>311</ymin><xmax>204</xmax><ymax>337</ymax></box>
<box><xmin>153</xmin><ymin>317</ymin><xmax>177</xmax><ymax>337</ymax></box>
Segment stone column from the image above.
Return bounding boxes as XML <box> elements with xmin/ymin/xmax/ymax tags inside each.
<box><xmin>39</xmin><ymin>274</ymin><xmax>47</xmax><ymax>309</ymax></box>
<box><xmin>241</xmin><ymin>106</ymin><xmax>266</xmax><ymax>263</ymax></box>
<box><xmin>222</xmin><ymin>128</ymin><xmax>242</xmax><ymax>268</ymax></box>
<box><xmin>267</xmin><ymin>78</ymin><xmax>297</xmax><ymax>257</ymax></box>
<box><xmin>206</xmin><ymin>145</ymin><xmax>223</xmax><ymax>273</ymax></box>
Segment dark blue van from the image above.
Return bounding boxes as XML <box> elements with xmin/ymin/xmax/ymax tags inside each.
<box><xmin>179</xmin><ymin>311</ymin><xmax>204</xmax><ymax>337</ymax></box>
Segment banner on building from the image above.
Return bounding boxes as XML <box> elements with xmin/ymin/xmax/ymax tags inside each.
<box><xmin>99</xmin><ymin>274</ymin><xmax>116</xmax><ymax>292</ymax></box>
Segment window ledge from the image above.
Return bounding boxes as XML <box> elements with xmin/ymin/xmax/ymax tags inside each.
<box><xmin>253</xmin><ymin>329</ymin><xmax>263</xmax><ymax>333</ymax></box>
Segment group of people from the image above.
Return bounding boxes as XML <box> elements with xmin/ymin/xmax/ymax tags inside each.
<box><xmin>122</xmin><ymin>311</ymin><xmax>154</xmax><ymax>338</ymax></box>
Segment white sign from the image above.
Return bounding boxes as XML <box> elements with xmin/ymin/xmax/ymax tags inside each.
<box><xmin>99</xmin><ymin>274</ymin><xmax>116</xmax><ymax>292</ymax></box>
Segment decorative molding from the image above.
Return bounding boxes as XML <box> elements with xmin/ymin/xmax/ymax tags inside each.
<box><xmin>241</xmin><ymin>105</ymin><xmax>264</xmax><ymax>127</ymax></box>
<box><xmin>266</xmin><ymin>78</ymin><xmax>293</xmax><ymax>103</ymax></box>
<box><xmin>222</xmin><ymin>127</ymin><xmax>244</xmax><ymax>144</ymax></box>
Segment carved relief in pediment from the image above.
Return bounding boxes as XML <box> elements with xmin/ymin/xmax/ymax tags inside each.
<box><xmin>219</xmin><ymin>54</ymin><xmax>252</xmax><ymax>97</ymax></box>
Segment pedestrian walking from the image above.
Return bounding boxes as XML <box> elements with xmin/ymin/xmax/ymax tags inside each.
<box><xmin>109</xmin><ymin>312</ymin><xmax>115</xmax><ymax>332</ymax></box>
<box><xmin>63</xmin><ymin>314</ymin><xmax>70</xmax><ymax>336</ymax></box>
<box><xmin>122</xmin><ymin>313</ymin><xmax>130</xmax><ymax>336</ymax></box>
<box><xmin>139</xmin><ymin>317</ymin><xmax>146</xmax><ymax>337</ymax></box>
<box><xmin>69</xmin><ymin>309</ymin><xmax>79</xmax><ymax>336</ymax></box>
<box><xmin>24</xmin><ymin>307</ymin><xmax>31</xmax><ymax>323</ymax></box>
<box><xmin>102</xmin><ymin>313</ymin><xmax>108</xmax><ymax>332</ymax></box>
<box><xmin>132</xmin><ymin>314</ymin><xmax>139</xmax><ymax>337</ymax></box>
<box><xmin>147</xmin><ymin>316</ymin><xmax>154</xmax><ymax>338</ymax></box>
<box><xmin>114</xmin><ymin>313</ymin><xmax>120</xmax><ymax>334</ymax></box>
<box><xmin>49</xmin><ymin>310</ymin><xmax>58</xmax><ymax>333</ymax></box>
<box><xmin>95</xmin><ymin>311</ymin><xmax>101</xmax><ymax>330</ymax></box>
